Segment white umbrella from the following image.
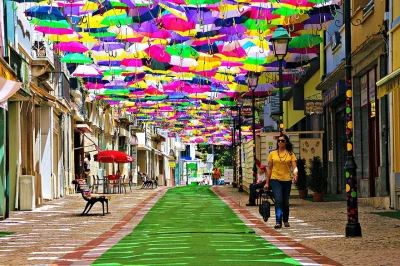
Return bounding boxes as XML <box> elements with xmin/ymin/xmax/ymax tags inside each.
<box><xmin>72</xmin><ymin>65</ymin><xmax>100</xmax><ymax>77</ymax></box>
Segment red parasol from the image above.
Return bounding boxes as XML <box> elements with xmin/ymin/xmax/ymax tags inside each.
<box><xmin>94</xmin><ymin>150</ymin><xmax>134</xmax><ymax>164</ymax></box>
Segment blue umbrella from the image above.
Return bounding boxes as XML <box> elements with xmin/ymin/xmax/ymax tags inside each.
<box><xmin>25</xmin><ymin>6</ymin><xmax>65</xmax><ymax>21</ymax></box>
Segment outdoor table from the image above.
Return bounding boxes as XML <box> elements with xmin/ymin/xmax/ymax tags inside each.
<box><xmin>105</xmin><ymin>175</ymin><xmax>122</xmax><ymax>194</ymax></box>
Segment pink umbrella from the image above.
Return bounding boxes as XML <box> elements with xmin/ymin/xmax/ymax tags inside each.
<box><xmin>158</xmin><ymin>15</ymin><xmax>195</xmax><ymax>31</ymax></box>
<box><xmin>54</xmin><ymin>41</ymin><xmax>88</xmax><ymax>53</ymax></box>
<box><xmin>144</xmin><ymin>86</ymin><xmax>164</xmax><ymax>95</ymax></box>
<box><xmin>34</xmin><ymin>26</ymin><xmax>74</xmax><ymax>35</ymax></box>
<box><xmin>121</xmin><ymin>58</ymin><xmax>143</xmax><ymax>67</ymax></box>
<box><xmin>144</xmin><ymin>45</ymin><xmax>171</xmax><ymax>63</ymax></box>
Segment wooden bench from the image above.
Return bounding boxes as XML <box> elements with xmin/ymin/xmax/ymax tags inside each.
<box><xmin>76</xmin><ymin>180</ymin><xmax>111</xmax><ymax>216</ymax></box>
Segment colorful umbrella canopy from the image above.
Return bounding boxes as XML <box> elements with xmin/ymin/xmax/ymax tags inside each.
<box><xmin>19</xmin><ymin>0</ymin><xmax>340</xmax><ymax>145</ymax></box>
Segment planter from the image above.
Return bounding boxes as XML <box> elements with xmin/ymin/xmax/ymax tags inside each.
<box><xmin>313</xmin><ymin>192</ymin><xmax>323</xmax><ymax>202</ymax></box>
<box><xmin>298</xmin><ymin>189</ymin><xmax>308</xmax><ymax>199</ymax></box>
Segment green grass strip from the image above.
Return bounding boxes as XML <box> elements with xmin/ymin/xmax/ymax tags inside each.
<box><xmin>93</xmin><ymin>186</ymin><xmax>301</xmax><ymax>265</ymax></box>
<box><xmin>372</xmin><ymin>211</ymin><xmax>400</xmax><ymax>220</ymax></box>
<box><xmin>0</xmin><ymin>232</ymin><xmax>14</xmax><ymax>237</ymax></box>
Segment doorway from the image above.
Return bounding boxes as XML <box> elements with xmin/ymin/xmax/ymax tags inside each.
<box><xmin>335</xmin><ymin>108</ymin><xmax>347</xmax><ymax>194</ymax></box>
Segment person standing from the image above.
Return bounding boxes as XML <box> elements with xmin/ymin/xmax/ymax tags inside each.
<box><xmin>212</xmin><ymin>167</ymin><xmax>221</xmax><ymax>185</ymax></box>
<box><xmin>83</xmin><ymin>153</ymin><xmax>91</xmax><ymax>180</ymax></box>
<box><xmin>246</xmin><ymin>165</ymin><xmax>267</xmax><ymax>206</ymax></box>
<box><xmin>264</xmin><ymin>134</ymin><xmax>298</xmax><ymax>229</ymax></box>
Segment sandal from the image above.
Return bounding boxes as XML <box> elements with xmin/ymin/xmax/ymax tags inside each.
<box><xmin>274</xmin><ymin>224</ymin><xmax>282</xmax><ymax>229</ymax></box>
<box><xmin>284</xmin><ymin>222</ymin><xmax>290</xmax><ymax>228</ymax></box>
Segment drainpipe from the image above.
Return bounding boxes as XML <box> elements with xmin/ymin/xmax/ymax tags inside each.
<box><xmin>5</xmin><ymin>109</ymin><xmax>9</xmax><ymax>219</ymax></box>
<box><xmin>388</xmin><ymin>0</ymin><xmax>394</xmax><ymax>209</ymax></box>
<box><xmin>60</xmin><ymin>114</ymin><xmax>65</xmax><ymax>197</ymax></box>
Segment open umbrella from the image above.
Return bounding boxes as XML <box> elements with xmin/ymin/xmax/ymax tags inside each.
<box><xmin>94</xmin><ymin>150</ymin><xmax>133</xmax><ymax>163</ymax></box>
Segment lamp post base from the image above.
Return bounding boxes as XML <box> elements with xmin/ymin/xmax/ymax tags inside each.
<box><xmin>345</xmin><ymin>222</ymin><xmax>362</xmax><ymax>237</ymax></box>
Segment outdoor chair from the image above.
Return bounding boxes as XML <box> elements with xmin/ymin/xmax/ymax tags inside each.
<box><xmin>122</xmin><ymin>175</ymin><xmax>133</xmax><ymax>193</ymax></box>
<box><xmin>75</xmin><ymin>180</ymin><xmax>110</xmax><ymax>216</ymax></box>
<box><xmin>92</xmin><ymin>175</ymin><xmax>100</xmax><ymax>193</ymax></box>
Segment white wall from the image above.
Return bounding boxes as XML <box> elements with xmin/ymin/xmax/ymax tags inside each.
<box><xmin>40</xmin><ymin>106</ymin><xmax>53</xmax><ymax>200</ymax></box>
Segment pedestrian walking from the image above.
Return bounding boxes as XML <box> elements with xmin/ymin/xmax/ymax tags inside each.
<box><xmin>246</xmin><ymin>165</ymin><xmax>267</xmax><ymax>206</ymax></box>
<box><xmin>212</xmin><ymin>167</ymin><xmax>221</xmax><ymax>185</ymax></box>
<box><xmin>264</xmin><ymin>134</ymin><xmax>298</xmax><ymax>229</ymax></box>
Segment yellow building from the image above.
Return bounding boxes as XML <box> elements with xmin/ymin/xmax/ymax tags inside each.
<box><xmin>376</xmin><ymin>0</ymin><xmax>400</xmax><ymax>209</ymax></box>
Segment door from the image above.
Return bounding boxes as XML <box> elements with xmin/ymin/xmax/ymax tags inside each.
<box><xmin>335</xmin><ymin>109</ymin><xmax>347</xmax><ymax>194</ymax></box>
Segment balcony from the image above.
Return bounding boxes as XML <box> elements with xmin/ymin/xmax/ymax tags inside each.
<box><xmin>31</xmin><ymin>41</ymin><xmax>55</xmax><ymax>84</ymax></box>
<box><xmin>70</xmin><ymin>89</ymin><xmax>82</xmax><ymax>99</ymax></box>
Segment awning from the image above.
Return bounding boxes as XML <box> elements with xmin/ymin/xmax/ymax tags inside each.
<box><xmin>377</xmin><ymin>68</ymin><xmax>400</xmax><ymax>98</ymax></box>
<box><xmin>0</xmin><ymin>77</ymin><xmax>22</xmax><ymax>103</ymax></box>
<box><xmin>30</xmin><ymin>82</ymin><xmax>55</xmax><ymax>102</ymax></box>
<box><xmin>138</xmin><ymin>144</ymin><xmax>151</xmax><ymax>151</ymax></box>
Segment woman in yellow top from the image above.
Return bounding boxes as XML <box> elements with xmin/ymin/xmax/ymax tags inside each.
<box><xmin>264</xmin><ymin>134</ymin><xmax>298</xmax><ymax>229</ymax></box>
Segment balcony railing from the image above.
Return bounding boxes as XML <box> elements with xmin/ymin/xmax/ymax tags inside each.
<box><xmin>362</xmin><ymin>0</ymin><xmax>374</xmax><ymax>17</ymax></box>
<box><xmin>31</xmin><ymin>41</ymin><xmax>54</xmax><ymax>65</ymax></box>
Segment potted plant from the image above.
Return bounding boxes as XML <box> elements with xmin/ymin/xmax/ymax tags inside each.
<box><xmin>295</xmin><ymin>157</ymin><xmax>308</xmax><ymax>198</ymax></box>
<box><xmin>308</xmin><ymin>156</ymin><xmax>327</xmax><ymax>202</ymax></box>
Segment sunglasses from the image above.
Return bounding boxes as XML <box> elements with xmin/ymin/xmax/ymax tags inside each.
<box><xmin>277</xmin><ymin>139</ymin><xmax>286</xmax><ymax>143</ymax></box>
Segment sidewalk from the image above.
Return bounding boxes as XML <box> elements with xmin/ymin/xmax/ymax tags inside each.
<box><xmin>215</xmin><ymin>186</ymin><xmax>400</xmax><ymax>266</ymax></box>
<box><xmin>0</xmin><ymin>186</ymin><xmax>399</xmax><ymax>266</ymax></box>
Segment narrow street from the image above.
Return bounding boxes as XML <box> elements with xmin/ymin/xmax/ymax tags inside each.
<box><xmin>1</xmin><ymin>186</ymin><xmax>399</xmax><ymax>266</ymax></box>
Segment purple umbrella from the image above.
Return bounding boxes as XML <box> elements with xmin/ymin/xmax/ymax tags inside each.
<box><xmin>92</xmin><ymin>42</ymin><xmax>125</xmax><ymax>51</ymax></box>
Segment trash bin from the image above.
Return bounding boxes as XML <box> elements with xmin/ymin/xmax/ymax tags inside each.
<box><xmin>19</xmin><ymin>175</ymin><xmax>35</xmax><ymax>211</ymax></box>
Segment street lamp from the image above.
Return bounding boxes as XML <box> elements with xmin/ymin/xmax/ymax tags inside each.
<box><xmin>230</xmin><ymin>107</ymin><xmax>238</xmax><ymax>188</ymax></box>
<box><xmin>270</xmin><ymin>25</ymin><xmax>291</xmax><ymax>134</ymax></box>
<box><xmin>237</xmin><ymin>98</ymin><xmax>244</xmax><ymax>192</ymax></box>
<box><xmin>246</xmin><ymin>71</ymin><xmax>260</xmax><ymax>185</ymax></box>
<box><xmin>344</xmin><ymin>0</ymin><xmax>361</xmax><ymax>237</ymax></box>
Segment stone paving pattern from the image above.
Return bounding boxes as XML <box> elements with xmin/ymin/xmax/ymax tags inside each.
<box><xmin>0</xmin><ymin>185</ymin><xmax>399</xmax><ymax>266</ymax></box>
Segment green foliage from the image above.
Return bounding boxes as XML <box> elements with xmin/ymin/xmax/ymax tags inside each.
<box><xmin>196</xmin><ymin>145</ymin><xmax>233</xmax><ymax>175</ymax></box>
<box><xmin>308</xmin><ymin>156</ymin><xmax>327</xmax><ymax>193</ymax></box>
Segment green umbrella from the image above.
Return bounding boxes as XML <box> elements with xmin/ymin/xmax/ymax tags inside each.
<box><xmin>31</xmin><ymin>18</ymin><xmax>70</xmax><ymax>28</ymax></box>
<box><xmin>102</xmin><ymin>69</ymin><xmax>128</xmax><ymax>76</ymax></box>
<box><xmin>89</xmin><ymin>32</ymin><xmax>118</xmax><ymax>38</ymax></box>
<box><xmin>272</xmin><ymin>6</ymin><xmax>302</xmax><ymax>16</ymax></box>
<box><xmin>243</xmin><ymin>18</ymin><xmax>276</xmax><ymax>31</ymax></box>
<box><xmin>103</xmin><ymin>89</ymin><xmax>131</xmax><ymax>95</ymax></box>
<box><xmin>145</xmin><ymin>95</ymin><xmax>168</xmax><ymax>101</ymax></box>
<box><xmin>101</xmin><ymin>14</ymin><xmax>132</xmax><ymax>26</ymax></box>
<box><xmin>288</xmin><ymin>34</ymin><xmax>324</xmax><ymax>49</ymax></box>
<box><xmin>166</xmin><ymin>44</ymin><xmax>199</xmax><ymax>58</ymax></box>
<box><xmin>60</xmin><ymin>53</ymin><xmax>92</xmax><ymax>64</ymax></box>
<box><xmin>216</xmin><ymin>99</ymin><xmax>236</xmax><ymax>107</ymax></box>
<box><xmin>244</xmin><ymin>57</ymin><xmax>266</xmax><ymax>66</ymax></box>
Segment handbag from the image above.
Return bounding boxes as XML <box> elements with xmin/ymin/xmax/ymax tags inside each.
<box><xmin>258</xmin><ymin>192</ymin><xmax>271</xmax><ymax>222</ymax></box>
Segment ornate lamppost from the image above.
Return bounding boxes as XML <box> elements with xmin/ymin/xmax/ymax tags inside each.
<box><xmin>270</xmin><ymin>26</ymin><xmax>291</xmax><ymax>134</ymax></box>
<box><xmin>343</xmin><ymin>0</ymin><xmax>361</xmax><ymax>237</ymax></box>
<box><xmin>246</xmin><ymin>72</ymin><xmax>260</xmax><ymax>184</ymax></box>
<box><xmin>237</xmin><ymin>98</ymin><xmax>244</xmax><ymax>192</ymax></box>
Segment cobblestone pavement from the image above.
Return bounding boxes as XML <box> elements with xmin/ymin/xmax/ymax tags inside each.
<box><xmin>215</xmin><ymin>186</ymin><xmax>400</xmax><ymax>266</ymax></box>
<box><xmin>0</xmin><ymin>185</ymin><xmax>399</xmax><ymax>266</ymax></box>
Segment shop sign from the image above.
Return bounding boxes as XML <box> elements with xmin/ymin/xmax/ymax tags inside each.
<box><xmin>168</xmin><ymin>160</ymin><xmax>176</xmax><ymax>168</ymax></box>
<box><xmin>322</xmin><ymin>80</ymin><xmax>345</xmax><ymax>107</ymax></box>
<box><xmin>304</xmin><ymin>100</ymin><xmax>323</xmax><ymax>115</ymax></box>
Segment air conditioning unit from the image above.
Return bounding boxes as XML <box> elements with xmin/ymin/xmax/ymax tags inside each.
<box><xmin>19</xmin><ymin>175</ymin><xmax>35</xmax><ymax>211</ymax></box>
<box><xmin>330</xmin><ymin>31</ymin><xmax>341</xmax><ymax>50</ymax></box>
